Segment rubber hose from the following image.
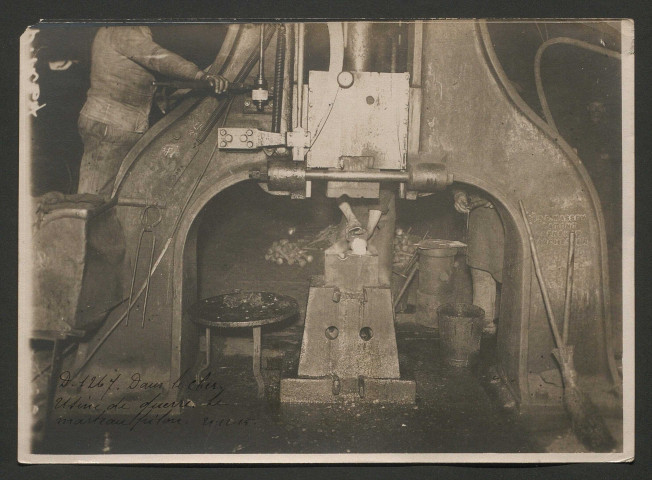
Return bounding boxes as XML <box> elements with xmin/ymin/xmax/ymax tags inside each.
<box><xmin>534</xmin><ymin>37</ymin><xmax>621</xmax><ymax>135</ymax></box>
<box><xmin>533</xmin><ymin>37</ymin><xmax>622</xmax><ymax>389</ymax></box>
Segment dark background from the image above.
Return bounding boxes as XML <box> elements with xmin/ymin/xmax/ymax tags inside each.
<box><xmin>3</xmin><ymin>0</ymin><xmax>651</xmax><ymax>479</ymax></box>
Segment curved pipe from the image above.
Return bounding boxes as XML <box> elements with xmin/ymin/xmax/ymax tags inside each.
<box><xmin>327</xmin><ymin>22</ymin><xmax>345</xmax><ymax>73</ymax></box>
<box><xmin>303</xmin><ymin>23</ymin><xmax>344</xmax><ymax>134</ymax></box>
<box><xmin>232</xmin><ymin>25</ymin><xmax>276</xmax><ymax>85</ymax></box>
<box><xmin>477</xmin><ymin>21</ymin><xmax>620</xmax><ymax>388</ymax></box>
<box><xmin>534</xmin><ymin>37</ymin><xmax>621</xmax><ymax>134</ymax></box>
<box><xmin>211</xmin><ymin>24</ymin><xmax>242</xmax><ymax>76</ymax></box>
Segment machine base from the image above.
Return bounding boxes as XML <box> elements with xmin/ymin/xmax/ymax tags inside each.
<box><xmin>285</xmin><ymin>255</ymin><xmax>415</xmax><ymax>404</ymax></box>
<box><xmin>280</xmin><ymin>376</ymin><xmax>416</xmax><ymax>404</ymax></box>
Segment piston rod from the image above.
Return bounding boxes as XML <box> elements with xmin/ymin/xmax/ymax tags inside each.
<box><xmin>305</xmin><ymin>170</ymin><xmax>408</xmax><ymax>182</ymax></box>
<box><xmin>261</xmin><ymin>159</ymin><xmax>453</xmax><ymax>192</ymax></box>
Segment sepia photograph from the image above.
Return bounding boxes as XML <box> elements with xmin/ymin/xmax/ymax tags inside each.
<box><xmin>17</xmin><ymin>19</ymin><xmax>634</xmax><ymax>463</ymax></box>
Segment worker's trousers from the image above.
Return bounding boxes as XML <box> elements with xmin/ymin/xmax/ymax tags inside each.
<box><xmin>77</xmin><ymin>115</ymin><xmax>143</xmax><ymax>199</ymax></box>
<box><xmin>471</xmin><ymin>268</ymin><xmax>498</xmax><ymax>333</ymax></box>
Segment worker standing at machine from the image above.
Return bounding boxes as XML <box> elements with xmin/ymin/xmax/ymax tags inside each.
<box><xmin>77</xmin><ymin>25</ymin><xmax>229</xmax><ymax>198</ymax></box>
<box><xmin>453</xmin><ymin>189</ymin><xmax>505</xmax><ymax>335</ymax></box>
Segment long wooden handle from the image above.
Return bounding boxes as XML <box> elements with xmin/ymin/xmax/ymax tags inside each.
<box><xmin>393</xmin><ymin>262</ymin><xmax>419</xmax><ymax>310</ymax></box>
<box><xmin>562</xmin><ymin>231</ymin><xmax>576</xmax><ymax>345</ymax></box>
<box><xmin>519</xmin><ymin>200</ymin><xmax>564</xmax><ymax>349</ymax></box>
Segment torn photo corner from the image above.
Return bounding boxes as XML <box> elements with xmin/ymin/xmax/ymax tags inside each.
<box><xmin>18</xmin><ymin>19</ymin><xmax>634</xmax><ymax>464</ymax></box>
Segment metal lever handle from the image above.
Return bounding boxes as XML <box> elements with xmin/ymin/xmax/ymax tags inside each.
<box><xmin>152</xmin><ymin>80</ymin><xmax>264</xmax><ymax>95</ymax></box>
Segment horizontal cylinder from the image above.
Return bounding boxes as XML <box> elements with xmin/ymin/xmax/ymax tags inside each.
<box><xmin>267</xmin><ymin>159</ymin><xmax>306</xmax><ymax>191</ymax></box>
<box><xmin>408</xmin><ymin>162</ymin><xmax>454</xmax><ymax>191</ymax></box>
<box><xmin>265</xmin><ymin>160</ymin><xmax>453</xmax><ymax>192</ymax></box>
<box><xmin>305</xmin><ymin>170</ymin><xmax>408</xmax><ymax>182</ymax></box>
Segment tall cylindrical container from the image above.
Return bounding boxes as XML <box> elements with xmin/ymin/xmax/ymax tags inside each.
<box><xmin>416</xmin><ymin>240</ymin><xmax>459</xmax><ymax>328</ymax></box>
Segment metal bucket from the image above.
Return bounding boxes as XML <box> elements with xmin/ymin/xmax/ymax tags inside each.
<box><xmin>437</xmin><ymin>303</ymin><xmax>484</xmax><ymax>367</ymax></box>
<box><xmin>416</xmin><ymin>239</ymin><xmax>462</xmax><ymax>328</ymax></box>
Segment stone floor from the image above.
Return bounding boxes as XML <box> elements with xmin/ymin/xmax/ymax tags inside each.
<box><xmin>35</xmin><ymin>325</ymin><xmax>622</xmax><ymax>455</ymax></box>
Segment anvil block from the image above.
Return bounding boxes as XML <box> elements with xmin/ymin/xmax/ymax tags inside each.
<box><xmin>297</xmin><ymin>284</ymin><xmax>400</xmax><ymax>379</ymax></box>
<box><xmin>324</xmin><ymin>252</ymin><xmax>379</xmax><ymax>289</ymax></box>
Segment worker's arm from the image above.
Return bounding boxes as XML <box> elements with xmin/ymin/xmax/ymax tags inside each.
<box><xmin>453</xmin><ymin>189</ymin><xmax>493</xmax><ymax>213</ymax></box>
<box><xmin>111</xmin><ymin>26</ymin><xmax>228</xmax><ymax>93</ymax></box>
<box><xmin>453</xmin><ymin>189</ymin><xmax>471</xmax><ymax>214</ymax></box>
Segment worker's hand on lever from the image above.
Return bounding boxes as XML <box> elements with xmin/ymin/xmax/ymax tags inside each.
<box><xmin>200</xmin><ymin>72</ymin><xmax>230</xmax><ymax>95</ymax></box>
<box><xmin>453</xmin><ymin>190</ymin><xmax>471</xmax><ymax>214</ymax></box>
<box><xmin>454</xmin><ymin>190</ymin><xmax>494</xmax><ymax>213</ymax></box>
<box><xmin>469</xmin><ymin>197</ymin><xmax>494</xmax><ymax>210</ymax></box>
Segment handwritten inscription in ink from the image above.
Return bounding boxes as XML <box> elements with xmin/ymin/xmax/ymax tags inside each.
<box><xmin>52</xmin><ymin>370</ymin><xmax>256</xmax><ymax>431</ymax></box>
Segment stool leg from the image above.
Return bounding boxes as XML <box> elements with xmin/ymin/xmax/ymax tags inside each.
<box><xmin>252</xmin><ymin>326</ymin><xmax>264</xmax><ymax>399</ymax></box>
<box><xmin>197</xmin><ymin>327</ymin><xmax>211</xmax><ymax>382</ymax></box>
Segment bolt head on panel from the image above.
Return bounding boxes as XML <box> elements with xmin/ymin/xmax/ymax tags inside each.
<box><xmin>337</xmin><ymin>71</ymin><xmax>354</xmax><ymax>88</ymax></box>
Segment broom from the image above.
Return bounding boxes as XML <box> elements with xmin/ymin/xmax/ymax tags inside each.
<box><xmin>520</xmin><ymin>201</ymin><xmax>615</xmax><ymax>452</ymax></box>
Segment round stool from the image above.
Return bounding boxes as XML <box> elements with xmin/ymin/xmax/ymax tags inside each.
<box><xmin>189</xmin><ymin>291</ymin><xmax>298</xmax><ymax>398</ymax></box>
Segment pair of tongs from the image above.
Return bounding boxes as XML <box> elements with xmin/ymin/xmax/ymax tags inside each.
<box><xmin>127</xmin><ymin>206</ymin><xmax>162</xmax><ymax>328</ymax></box>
